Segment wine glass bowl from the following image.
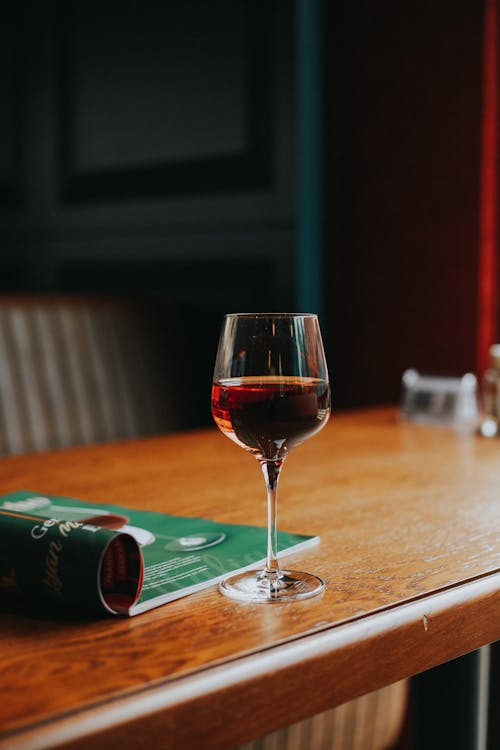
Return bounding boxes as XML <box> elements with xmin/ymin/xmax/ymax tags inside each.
<box><xmin>211</xmin><ymin>375</ymin><xmax>329</xmax><ymax>462</ymax></box>
<box><xmin>211</xmin><ymin>313</ymin><xmax>331</xmax><ymax>602</ymax></box>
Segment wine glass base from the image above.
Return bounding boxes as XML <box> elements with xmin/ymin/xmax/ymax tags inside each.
<box><xmin>219</xmin><ymin>569</ymin><xmax>325</xmax><ymax>603</ymax></box>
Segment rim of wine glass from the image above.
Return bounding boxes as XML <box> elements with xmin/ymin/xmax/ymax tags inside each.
<box><xmin>224</xmin><ymin>312</ymin><xmax>319</xmax><ymax>319</ymax></box>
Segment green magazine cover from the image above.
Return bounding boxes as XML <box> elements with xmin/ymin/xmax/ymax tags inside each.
<box><xmin>0</xmin><ymin>491</ymin><xmax>319</xmax><ymax>616</ymax></box>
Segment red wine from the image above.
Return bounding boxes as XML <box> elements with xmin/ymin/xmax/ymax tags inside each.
<box><xmin>211</xmin><ymin>376</ymin><xmax>330</xmax><ymax>461</ymax></box>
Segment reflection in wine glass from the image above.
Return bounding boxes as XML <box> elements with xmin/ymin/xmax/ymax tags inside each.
<box><xmin>211</xmin><ymin>313</ymin><xmax>331</xmax><ymax>602</ymax></box>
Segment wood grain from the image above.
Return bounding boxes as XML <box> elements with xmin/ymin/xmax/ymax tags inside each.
<box><xmin>2</xmin><ymin>407</ymin><xmax>500</xmax><ymax>748</ymax></box>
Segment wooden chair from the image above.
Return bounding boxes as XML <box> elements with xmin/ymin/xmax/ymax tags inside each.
<box><xmin>0</xmin><ymin>294</ymin><xmax>409</xmax><ymax>749</ymax></box>
<box><xmin>237</xmin><ymin>680</ymin><xmax>408</xmax><ymax>750</ymax></box>
<box><xmin>0</xmin><ymin>295</ymin><xmax>178</xmax><ymax>454</ymax></box>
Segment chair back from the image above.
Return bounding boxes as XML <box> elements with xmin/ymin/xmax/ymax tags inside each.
<box><xmin>0</xmin><ymin>295</ymin><xmax>176</xmax><ymax>455</ymax></box>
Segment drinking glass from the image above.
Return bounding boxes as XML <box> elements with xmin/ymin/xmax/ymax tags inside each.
<box><xmin>211</xmin><ymin>313</ymin><xmax>331</xmax><ymax>602</ymax></box>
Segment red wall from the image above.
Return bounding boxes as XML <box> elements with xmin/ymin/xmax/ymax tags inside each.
<box><xmin>325</xmin><ymin>1</ymin><xmax>494</xmax><ymax>407</ymax></box>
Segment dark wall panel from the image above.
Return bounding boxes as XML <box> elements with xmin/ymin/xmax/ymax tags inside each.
<box><xmin>59</xmin><ymin>0</ymin><xmax>273</xmax><ymax>203</ymax></box>
<box><xmin>0</xmin><ymin>7</ymin><xmax>24</xmax><ymax>208</ymax></box>
<box><xmin>0</xmin><ymin>0</ymin><xmax>294</xmax><ymax>303</ymax></box>
<box><xmin>71</xmin><ymin>2</ymin><xmax>247</xmax><ymax>166</ymax></box>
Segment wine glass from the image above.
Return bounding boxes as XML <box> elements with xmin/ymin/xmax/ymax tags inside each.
<box><xmin>211</xmin><ymin>313</ymin><xmax>331</xmax><ymax>602</ymax></box>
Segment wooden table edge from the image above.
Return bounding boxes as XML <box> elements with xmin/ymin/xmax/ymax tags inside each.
<box><xmin>3</xmin><ymin>569</ymin><xmax>500</xmax><ymax>750</ymax></box>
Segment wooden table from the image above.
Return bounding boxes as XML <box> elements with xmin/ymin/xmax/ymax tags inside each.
<box><xmin>1</xmin><ymin>407</ymin><xmax>500</xmax><ymax>750</ymax></box>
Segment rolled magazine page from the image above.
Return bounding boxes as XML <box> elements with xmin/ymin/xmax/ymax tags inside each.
<box><xmin>0</xmin><ymin>509</ymin><xmax>143</xmax><ymax>615</ymax></box>
<box><xmin>0</xmin><ymin>490</ymin><xmax>320</xmax><ymax>616</ymax></box>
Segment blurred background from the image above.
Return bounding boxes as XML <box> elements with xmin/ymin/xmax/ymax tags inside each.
<box><xmin>0</xmin><ymin>0</ymin><xmax>496</xmax><ymax>427</ymax></box>
<box><xmin>0</xmin><ymin>2</ymin><xmax>498</xmax><ymax>747</ymax></box>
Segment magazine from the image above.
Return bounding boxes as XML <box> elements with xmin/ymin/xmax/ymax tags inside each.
<box><xmin>0</xmin><ymin>490</ymin><xmax>319</xmax><ymax>616</ymax></box>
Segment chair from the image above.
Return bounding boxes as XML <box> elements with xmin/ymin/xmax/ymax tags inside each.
<box><xmin>0</xmin><ymin>294</ymin><xmax>409</xmax><ymax>749</ymax></box>
<box><xmin>0</xmin><ymin>295</ymin><xmax>178</xmax><ymax>455</ymax></box>
<box><xmin>237</xmin><ymin>680</ymin><xmax>408</xmax><ymax>750</ymax></box>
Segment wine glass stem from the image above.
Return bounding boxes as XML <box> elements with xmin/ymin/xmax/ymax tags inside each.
<box><xmin>260</xmin><ymin>459</ymin><xmax>284</xmax><ymax>577</ymax></box>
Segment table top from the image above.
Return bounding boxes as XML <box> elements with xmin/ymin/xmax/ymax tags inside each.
<box><xmin>2</xmin><ymin>407</ymin><xmax>500</xmax><ymax>750</ymax></box>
